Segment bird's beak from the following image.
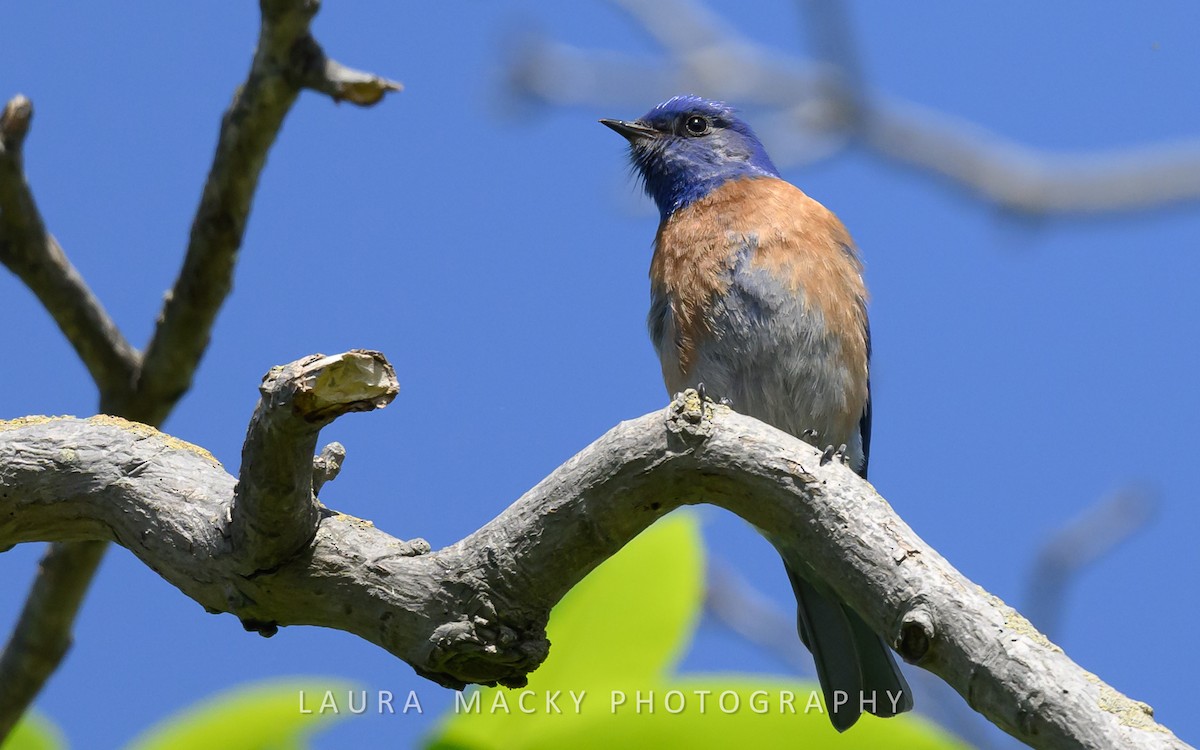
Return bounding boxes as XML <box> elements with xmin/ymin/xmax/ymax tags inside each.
<box><xmin>599</xmin><ymin>118</ymin><xmax>658</xmax><ymax>142</ymax></box>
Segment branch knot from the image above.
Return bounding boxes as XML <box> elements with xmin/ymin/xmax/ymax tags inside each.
<box><xmin>897</xmin><ymin>605</ymin><xmax>935</xmax><ymax>663</ymax></box>
<box><xmin>666</xmin><ymin>388</ymin><xmax>719</xmax><ymax>441</ymax></box>
<box><xmin>416</xmin><ymin>616</ymin><xmax>550</xmax><ymax>691</ymax></box>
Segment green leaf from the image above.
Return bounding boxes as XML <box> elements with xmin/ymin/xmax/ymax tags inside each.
<box><xmin>427</xmin><ymin>511</ymin><xmax>705</xmax><ymax>749</ymax></box>
<box><xmin>3</xmin><ymin>712</ymin><xmax>67</xmax><ymax>750</ymax></box>
<box><xmin>534</xmin><ymin>510</ymin><xmax>704</xmax><ymax>686</ymax></box>
<box><xmin>123</xmin><ymin>677</ymin><xmax>357</xmax><ymax>750</ymax></box>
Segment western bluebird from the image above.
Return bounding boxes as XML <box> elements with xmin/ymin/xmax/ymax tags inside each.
<box><xmin>602</xmin><ymin>95</ymin><xmax>913</xmax><ymax>731</ymax></box>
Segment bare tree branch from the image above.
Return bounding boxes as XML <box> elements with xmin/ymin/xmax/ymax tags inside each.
<box><xmin>0</xmin><ymin>1</ymin><xmax>401</xmax><ymax>738</ymax></box>
<box><xmin>231</xmin><ymin>351</ymin><xmax>398</xmax><ymax>576</ymax></box>
<box><xmin>0</xmin><ymin>373</ymin><xmax>1189</xmax><ymax>750</ymax></box>
<box><xmin>708</xmin><ymin>488</ymin><xmax>1161</xmax><ymax>747</ymax></box>
<box><xmin>508</xmin><ymin>0</ymin><xmax>1200</xmax><ymax>216</ymax></box>
<box><xmin>0</xmin><ymin>95</ymin><xmax>140</xmax><ymax>400</ymax></box>
<box><xmin>126</xmin><ymin>0</ymin><xmax>399</xmax><ymax>426</ymax></box>
<box><xmin>1</xmin><ymin>99</ymin><xmax>142</xmax><ymax>739</ymax></box>
<box><xmin>0</xmin><ymin>541</ymin><xmax>108</xmax><ymax>736</ymax></box>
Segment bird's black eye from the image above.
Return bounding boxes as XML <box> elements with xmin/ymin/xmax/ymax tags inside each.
<box><xmin>683</xmin><ymin>115</ymin><xmax>711</xmax><ymax>136</ymax></box>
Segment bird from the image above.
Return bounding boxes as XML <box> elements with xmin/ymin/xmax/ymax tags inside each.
<box><xmin>601</xmin><ymin>95</ymin><xmax>913</xmax><ymax>731</ymax></box>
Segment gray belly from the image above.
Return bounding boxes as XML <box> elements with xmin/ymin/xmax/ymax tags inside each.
<box><xmin>650</xmin><ymin>265</ymin><xmax>864</xmax><ymax>469</ymax></box>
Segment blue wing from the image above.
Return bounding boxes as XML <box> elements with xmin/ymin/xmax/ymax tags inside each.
<box><xmin>857</xmin><ymin>317</ymin><xmax>872</xmax><ymax>479</ymax></box>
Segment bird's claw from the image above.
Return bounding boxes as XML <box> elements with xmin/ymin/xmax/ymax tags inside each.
<box><xmin>819</xmin><ymin>443</ymin><xmax>848</xmax><ymax>467</ymax></box>
<box><xmin>695</xmin><ymin>382</ymin><xmax>732</xmax><ymax>408</ymax></box>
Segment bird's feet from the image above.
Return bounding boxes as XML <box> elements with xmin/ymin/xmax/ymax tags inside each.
<box><xmin>695</xmin><ymin>382</ymin><xmax>732</xmax><ymax>407</ymax></box>
<box><xmin>819</xmin><ymin>443</ymin><xmax>849</xmax><ymax>467</ymax></box>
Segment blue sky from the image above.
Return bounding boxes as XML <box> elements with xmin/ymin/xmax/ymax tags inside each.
<box><xmin>2</xmin><ymin>2</ymin><xmax>1199</xmax><ymax>748</ymax></box>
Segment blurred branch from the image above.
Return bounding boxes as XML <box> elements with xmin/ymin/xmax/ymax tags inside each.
<box><xmin>0</xmin><ymin>0</ymin><xmax>400</xmax><ymax>741</ymax></box>
<box><xmin>0</xmin><ymin>387</ymin><xmax>1190</xmax><ymax>749</ymax></box>
<box><xmin>862</xmin><ymin>102</ymin><xmax>1200</xmax><ymax>215</ymax></box>
<box><xmin>705</xmin><ymin>559</ymin><xmax>811</xmax><ymax>674</ymax></box>
<box><xmin>1026</xmin><ymin>487</ymin><xmax>1157</xmax><ymax>639</ymax></box>
<box><xmin>507</xmin><ymin>0</ymin><xmax>1200</xmax><ymax>215</ymax></box>
<box><xmin>0</xmin><ymin>95</ymin><xmax>140</xmax><ymax>398</ymax></box>
<box><xmin>0</xmin><ymin>541</ymin><xmax>108</xmax><ymax>737</ymax></box>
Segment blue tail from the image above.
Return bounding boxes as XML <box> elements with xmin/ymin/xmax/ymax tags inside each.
<box><xmin>786</xmin><ymin>564</ymin><xmax>913</xmax><ymax>731</ymax></box>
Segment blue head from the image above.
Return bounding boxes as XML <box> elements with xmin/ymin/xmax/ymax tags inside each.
<box><xmin>601</xmin><ymin>95</ymin><xmax>780</xmax><ymax>219</ymax></box>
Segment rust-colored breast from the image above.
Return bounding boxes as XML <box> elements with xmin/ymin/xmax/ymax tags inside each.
<box><xmin>650</xmin><ymin>202</ymin><xmax>735</xmax><ymax>377</ymax></box>
<box><xmin>650</xmin><ymin>176</ymin><xmax>869</xmax><ymax>434</ymax></box>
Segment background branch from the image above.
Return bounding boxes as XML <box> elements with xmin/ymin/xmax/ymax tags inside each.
<box><xmin>0</xmin><ymin>96</ymin><xmax>139</xmax><ymax>400</ymax></box>
<box><xmin>125</xmin><ymin>0</ymin><xmax>398</xmax><ymax>425</ymax></box>
<box><xmin>0</xmin><ymin>382</ymin><xmax>1190</xmax><ymax>750</ymax></box>
<box><xmin>506</xmin><ymin>0</ymin><xmax>1200</xmax><ymax>215</ymax></box>
<box><xmin>0</xmin><ymin>542</ymin><xmax>107</xmax><ymax>741</ymax></box>
<box><xmin>1026</xmin><ymin>487</ymin><xmax>1157</xmax><ymax>640</ymax></box>
<box><xmin>704</xmin><ymin>560</ymin><xmax>810</xmax><ymax>674</ymax></box>
<box><xmin>0</xmin><ymin>93</ymin><xmax>139</xmax><ymax>743</ymax></box>
<box><xmin>0</xmin><ymin>0</ymin><xmax>400</xmax><ymax>740</ymax></box>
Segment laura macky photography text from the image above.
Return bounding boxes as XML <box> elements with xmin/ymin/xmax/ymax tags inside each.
<box><xmin>297</xmin><ymin>688</ymin><xmax>908</xmax><ymax>717</ymax></box>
